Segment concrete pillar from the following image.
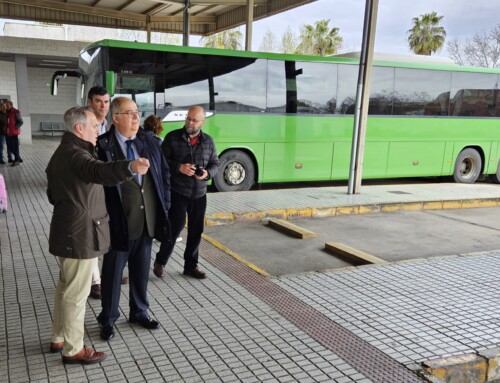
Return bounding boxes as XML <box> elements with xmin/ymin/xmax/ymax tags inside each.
<box><xmin>14</xmin><ymin>54</ymin><xmax>32</xmax><ymax>145</ymax></box>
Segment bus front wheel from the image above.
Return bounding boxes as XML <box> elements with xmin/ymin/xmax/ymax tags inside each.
<box><xmin>213</xmin><ymin>150</ymin><xmax>255</xmax><ymax>192</ymax></box>
<box><xmin>453</xmin><ymin>148</ymin><xmax>482</xmax><ymax>184</ymax></box>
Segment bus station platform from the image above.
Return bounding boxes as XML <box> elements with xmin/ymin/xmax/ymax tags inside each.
<box><xmin>3</xmin><ymin>137</ymin><xmax>500</xmax><ymax>383</ymax></box>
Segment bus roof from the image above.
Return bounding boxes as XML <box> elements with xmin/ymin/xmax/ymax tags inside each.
<box><xmin>83</xmin><ymin>39</ymin><xmax>500</xmax><ymax>75</ymax></box>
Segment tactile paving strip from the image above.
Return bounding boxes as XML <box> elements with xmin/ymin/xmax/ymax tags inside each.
<box><xmin>200</xmin><ymin>239</ymin><xmax>426</xmax><ymax>383</ymax></box>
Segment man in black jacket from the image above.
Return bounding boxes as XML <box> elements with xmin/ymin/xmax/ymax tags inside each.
<box><xmin>154</xmin><ymin>106</ymin><xmax>219</xmax><ymax>279</ymax></box>
<box><xmin>96</xmin><ymin>97</ymin><xmax>171</xmax><ymax>341</ymax></box>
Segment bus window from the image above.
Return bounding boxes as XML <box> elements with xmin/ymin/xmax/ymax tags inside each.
<box><xmin>294</xmin><ymin>61</ymin><xmax>337</xmax><ymax>114</ymax></box>
<box><xmin>369</xmin><ymin>66</ymin><xmax>395</xmax><ymax>115</ymax></box>
<box><xmin>450</xmin><ymin>72</ymin><xmax>499</xmax><ymax>117</ymax></box>
<box><xmin>211</xmin><ymin>58</ymin><xmax>266</xmax><ymax>112</ymax></box>
<box><xmin>394</xmin><ymin>68</ymin><xmax>451</xmax><ymax>116</ymax></box>
<box><xmin>337</xmin><ymin>64</ymin><xmax>357</xmax><ymax>114</ymax></box>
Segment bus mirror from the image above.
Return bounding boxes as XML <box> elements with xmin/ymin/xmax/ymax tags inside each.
<box><xmin>105</xmin><ymin>71</ymin><xmax>116</xmax><ymax>96</ymax></box>
<box><xmin>50</xmin><ymin>71</ymin><xmax>82</xmax><ymax>96</ymax></box>
<box><xmin>51</xmin><ymin>79</ymin><xmax>58</xmax><ymax>96</ymax></box>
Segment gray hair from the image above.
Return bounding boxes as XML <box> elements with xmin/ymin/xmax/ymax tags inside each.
<box><xmin>63</xmin><ymin>107</ymin><xmax>89</xmax><ymax>132</ymax></box>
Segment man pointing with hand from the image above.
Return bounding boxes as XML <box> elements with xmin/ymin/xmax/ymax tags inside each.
<box><xmin>46</xmin><ymin>106</ymin><xmax>150</xmax><ymax>364</ymax></box>
<box><xmin>96</xmin><ymin>97</ymin><xmax>171</xmax><ymax>341</ymax></box>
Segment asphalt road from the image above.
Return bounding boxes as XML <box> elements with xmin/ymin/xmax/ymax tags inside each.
<box><xmin>204</xmin><ymin>206</ymin><xmax>500</xmax><ymax>277</ymax></box>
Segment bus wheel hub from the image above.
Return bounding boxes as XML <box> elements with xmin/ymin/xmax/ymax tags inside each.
<box><xmin>224</xmin><ymin>162</ymin><xmax>246</xmax><ymax>186</ymax></box>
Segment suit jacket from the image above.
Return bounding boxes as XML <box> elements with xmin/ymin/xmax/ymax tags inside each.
<box><xmin>97</xmin><ymin>125</ymin><xmax>171</xmax><ymax>251</ymax></box>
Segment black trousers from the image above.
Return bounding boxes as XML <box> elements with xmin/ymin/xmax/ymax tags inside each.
<box><xmin>6</xmin><ymin>136</ymin><xmax>20</xmax><ymax>161</ymax></box>
<box><xmin>155</xmin><ymin>192</ymin><xmax>206</xmax><ymax>271</ymax></box>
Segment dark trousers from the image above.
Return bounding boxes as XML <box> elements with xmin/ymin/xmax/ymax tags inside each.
<box><xmin>155</xmin><ymin>192</ymin><xmax>206</xmax><ymax>271</ymax></box>
<box><xmin>0</xmin><ymin>135</ymin><xmax>5</xmax><ymax>161</ymax></box>
<box><xmin>98</xmin><ymin>229</ymin><xmax>152</xmax><ymax>326</ymax></box>
<box><xmin>6</xmin><ymin>136</ymin><xmax>20</xmax><ymax>161</ymax></box>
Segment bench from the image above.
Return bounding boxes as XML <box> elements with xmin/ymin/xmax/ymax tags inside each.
<box><xmin>40</xmin><ymin>122</ymin><xmax>65</xmax><ymax>136</ymax></box>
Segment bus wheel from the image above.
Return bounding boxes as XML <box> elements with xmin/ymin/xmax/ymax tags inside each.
<box><xmin>453</xmin><ymin>148</ymin><xmax>482</xmax><ymax>184</ymax></box>
<box><xmin>214</xmin><ymin>150</ymin><xmax>255</xmax><ymax>192</ymax></box>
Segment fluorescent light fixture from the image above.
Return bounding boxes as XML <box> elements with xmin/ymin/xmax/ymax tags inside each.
<box><xmin>42</xmin><ymin>59</ymin><xmax>73</xmax><ymax>64</ymax></box>
<box><xmin>39</xmin><ymin>63</ymin><xmax>67</xmax><ymax>67</ymax></box>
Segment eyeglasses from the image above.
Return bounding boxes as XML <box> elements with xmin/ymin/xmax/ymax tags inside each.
<box><xmin>186</xmin><ymin>117</ymin><xmax>204</xmax><ymax>124</ymax></box>
<box><xmin>115</xmin><ymin>111</ymin><xmax>141</xmax><ymax>118</ymax></box>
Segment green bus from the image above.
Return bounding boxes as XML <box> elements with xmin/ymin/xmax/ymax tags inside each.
<box><xmin>52</xmin><ymin>39</ymin><xmax>500</xmax><ymax>191</ymax></box>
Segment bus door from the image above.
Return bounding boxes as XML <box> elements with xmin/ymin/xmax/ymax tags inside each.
<box><xmin>113</xmin><ymin>74</ymin><xmax>155</xmax><ymax>125</ymax></box>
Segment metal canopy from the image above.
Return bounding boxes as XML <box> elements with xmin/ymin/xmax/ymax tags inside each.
<box><xmin>0</xmin><ymin>0</ymin><xmax>316</xmax><ymax>37</ymax></box>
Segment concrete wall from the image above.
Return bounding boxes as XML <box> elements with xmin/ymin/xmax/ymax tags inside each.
<box><xmin>28</xmin><ymin>68</ymin><xmax>79</xmax><ymax>135</ymax></box>
<box><xmin>0</xmin><ymin>61</ymin><xmax>18</xmax><ymax>107</ymax></box>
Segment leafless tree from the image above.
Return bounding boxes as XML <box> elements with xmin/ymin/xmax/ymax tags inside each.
<box><xmin>447</xmin><ymin>25</ymin><xmax>500</xmax><ymax>67</ymax></box>
<box><xmin>280</xmin><ymin>27</ymin><xmax>298</xmax><ymax>54</ymax></box>
<box><xmin>259</xmin><ymin>29</ymin><xmax>278</xmax><ymax>52</ymax></box>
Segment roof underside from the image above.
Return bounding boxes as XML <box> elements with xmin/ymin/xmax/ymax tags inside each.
<box><xmin>0</xmin><ymin>0</ymin><xmax>317</xmax><ymax>36</ymax></box>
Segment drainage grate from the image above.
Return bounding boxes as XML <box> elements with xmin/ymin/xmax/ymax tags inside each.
<box><xmin>200</xmin><ymin>239</ymin><xmax>426</xmax><ymax>383</ymax></box>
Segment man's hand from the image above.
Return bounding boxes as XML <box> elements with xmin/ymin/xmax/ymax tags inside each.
<box><xmin>194</xmin><ymin>168</ymin><xmax>208</xmax><ymax>180</ymax></box>
<box><xmin>180</xmin><ymin>163</ymin><xmax>196</xmax><ymax>176</ymax></box>
<box><xmin>130</xmin><ymin>158</ymin><xmax>150</xmax><ymax>175</ymax></box>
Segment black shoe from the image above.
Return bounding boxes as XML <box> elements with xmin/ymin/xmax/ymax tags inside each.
<box><xmin>129</xmin><ymin>316</ymin><xmax>160</xmax><ymax>329</ymax></box>
<box><xmin>17</xmin><ymin>158</ymin><xmax>23</xmax><ymax>163</ymax></box>
<box><xmin>7</xmin><ymin>159</ymin><xmax>13</xmax><ymax>163</ymax></box>
<box><xmin>11</xmin><ymin>161</ymin><xmax>19</xmax><ymax>167</ymax></box>
<box><xmin>0</xmin><ymin>160</ymin><xmax>4</xmax><ymax>165</ymax></box>
<box><xmin>100</xmin><ymin>324</ymin><xmax>114</xmax><ymax>341</ymax></box>
<box><xmin>183</xmin><ymin>267</ymin><xmax>206</xmax><ymax>279</ymax></box>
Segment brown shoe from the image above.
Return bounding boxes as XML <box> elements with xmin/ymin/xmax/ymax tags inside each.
<box><xmin>50</xmin><ymin>341</ymin><xmax>64</xmax><ymax>353</ymax></box>
<box><xmin>183</xmin><ymin>267</ymin><xmax>206</xmax><ymax>279</ymax></box>
<box><xmin>89</xmin><ymin>284</ymin><xmax>101</xmax><ymax>299</ymax></box>
<box><xmin>153</xmin><ymin>262</ymin><xmax>165</xmax><ymax>278</ymax></box>
<box><xmin>121</xmin><ymin>276</ymin><xmax>129</xmax><ymax>285</ymax></box>
<box><xmin>62</xmin><ymin>346</ymin><xmax>107</xmax><ymax>365</ymax></box>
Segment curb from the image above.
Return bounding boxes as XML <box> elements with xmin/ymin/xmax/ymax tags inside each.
<box><xmin>205</xmin><ymin>197</ymin><xmax>500</xmax><ymax>226</ymax></box>
<box><xmin>417</xmin><ymin>349</ymin><xmax>500</xmax><ymax>383</ymax></box>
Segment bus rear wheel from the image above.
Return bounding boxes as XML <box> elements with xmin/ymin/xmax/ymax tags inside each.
<box><xmin>453</xmin><ymin>148</ymin><xmax>482</xmax><ymax>184</ymax></box>
<box><xmin>213</xmin><ymin>150</ymin><xmax>255</xmax><ymax>192</ymax></box>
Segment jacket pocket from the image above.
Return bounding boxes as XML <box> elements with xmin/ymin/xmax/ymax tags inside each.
<box><xmin>92</xmin><ymin>214</ymin><xmax>111</xmax><ymax>252</ymax></box>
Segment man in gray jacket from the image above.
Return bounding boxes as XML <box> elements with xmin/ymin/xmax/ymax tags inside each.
<box><xmin>154</xmin><ymin>106</ymin><xmax>219</xmax><ymax>279</ymax></box>
<box><xmin>46</xmin><ymin>106</ymin><xmax>149</xmax><ymax>364</ymax></box>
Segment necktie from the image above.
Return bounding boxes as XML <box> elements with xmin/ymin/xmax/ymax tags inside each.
<box><xmin>126</xmin><ymin>140</ymin><xmax>135</xmax><ymax>160</ymax></box>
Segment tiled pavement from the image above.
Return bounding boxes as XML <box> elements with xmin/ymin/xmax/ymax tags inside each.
<box><xmin>2</xmin><ymin>137</ymin><xmax>500</xmax><ymax>382</ymax></box>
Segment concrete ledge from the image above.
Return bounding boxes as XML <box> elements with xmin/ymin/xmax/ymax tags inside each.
<box><xmin>267</xmin><ymin>218</ymin><xmax>319</xmax><ymax>239</ymax></box>
<box><xmin>324</xmin><ymin>242</ymin><xmax>387</xmax><ymax>264</ymax></box>
<box><xmin>205</xmin><ymin>198</ymin><xmax>500</xmax><ymax>226</ymax></box>
<box><xmin>421</xmin><ymin>349</ymin><xmax>500</xmax><ymax>383</ymax></box>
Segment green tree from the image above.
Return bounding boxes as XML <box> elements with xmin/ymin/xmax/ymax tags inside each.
<box><xmin>297</xmin><ymin>19</ymin><xmax>342</xmax><ymax>56</ymax></box>
<box><xmin>201</xmin><ymin>28</ymin><xmax>243</xmax><ymax>50</ymax></box>
<box><xmin>407</xmin><ymin>12</ymin><xmax>446</xmax><ymax>55</ymax></box>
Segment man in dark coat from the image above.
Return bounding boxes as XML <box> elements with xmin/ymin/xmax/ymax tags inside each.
<box><xmin>96</xmin><ymin>97</ymin><xmax>171</xmax><ymax>341</ymax></box>
<box><xmin>46</xmin><ymin>106</ymin><xmax>150</xmax><ymax>364</ymax></box>
<box><xmin>153</xmin><ymin>106</ymin><xmax>219</xmax><ymax>280</ymax></box>
<box><xmin>0</xmin><ymin>102</ymin><xmax>6</xmax><ymax>164</ymax></box>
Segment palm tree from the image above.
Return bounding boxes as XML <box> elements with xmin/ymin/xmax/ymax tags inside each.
<box><xmin>407</xmin><ymin>12</ymin><xmax>446</xmax><ymax>55</ymax></box>
<box><xmin>201</xmin><ymin>28</ymin><xmax>243</xmax><ymax>50</ymax></box>
<box><xmin>297</xmin><ymin>19</ymin><xmax>342</xmax><ymax>56</ymax></box>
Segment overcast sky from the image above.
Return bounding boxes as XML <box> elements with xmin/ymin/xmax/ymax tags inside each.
<box><xmin>251</xmin><ymin>0</ymin><xmax>500</xmax><ymax>57</ymax></box>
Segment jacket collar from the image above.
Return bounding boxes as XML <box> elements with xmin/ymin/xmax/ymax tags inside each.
<box><xmin>62</xmin><ymin>131</ymin><xmax>95</xmax><ymax>153</ymax></box>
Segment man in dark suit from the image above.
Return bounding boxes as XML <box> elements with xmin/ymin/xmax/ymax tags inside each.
<box><xmin>96</xmin><ymin>97</ymin><xmax>171</xmax><ymax>341</ymax></box>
